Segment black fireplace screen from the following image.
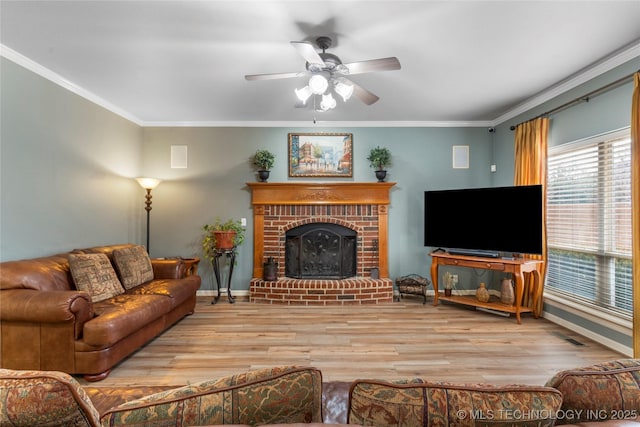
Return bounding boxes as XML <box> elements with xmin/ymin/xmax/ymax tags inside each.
<box><xmin>285</xmin><ymin>223</ymin><xmax>356</xmax><ymax>279</ymax></box>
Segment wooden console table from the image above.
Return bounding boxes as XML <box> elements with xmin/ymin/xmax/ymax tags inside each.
<box><xmin>430</xmin><ymin>251</ymin><xmax>543</xmax><ymax>324</ymax></box>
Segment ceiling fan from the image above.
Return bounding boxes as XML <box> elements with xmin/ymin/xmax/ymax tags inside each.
<box><xmin>244</xmin><ymin>36</ymin><xmax>401</xmax><ymax>111</ymax></box>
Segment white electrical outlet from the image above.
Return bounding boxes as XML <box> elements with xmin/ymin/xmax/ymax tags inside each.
<box><xmin>241</xmin><ymin>218</ymin><xmax>247</xmax><ymax>226</ymax></box>
<box><xmin>490</xmin><ymin>164</ymin><xmax>497</xmax><ymax>172</ymax></box>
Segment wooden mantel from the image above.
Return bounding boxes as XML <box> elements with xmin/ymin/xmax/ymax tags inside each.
<box><xmin>246</xmin><ymin>182</ymin><xmax>395</xmax><ymax>205</ymax></box>
<box><xmin>247</xmin><ymin>182</ymin><xmax>396</xmax><ymax>279</ymax></box>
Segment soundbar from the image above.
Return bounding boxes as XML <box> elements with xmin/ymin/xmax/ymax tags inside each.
<box><xmin>447</xmin><ymin>248</ymin><xmax>500</xmax><ymax>258</ymax></box>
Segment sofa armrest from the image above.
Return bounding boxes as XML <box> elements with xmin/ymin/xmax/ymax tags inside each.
<box><xmin>0</xmin><ymin>289</ymin><xmax>93</xmax><ymax>339</ymax></box>
<box><xmin>100</xmin><ymin>366</ymin><xmax>322</xmax><ymax>425</ymax></box>
<box><xmin>151</xmin><ymin>258</ymin><xmax>200</xmax><ymax>279</ymax></box>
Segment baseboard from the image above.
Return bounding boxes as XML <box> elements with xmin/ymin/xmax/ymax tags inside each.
<box><xmin>196</xmin><ymin>289</ymin><xmax>250</xmax><ymax>303</ymax></box>
<box><xmin>543</xmin><ymin>295</ymin><xmax>632</xmax><ymax>357</ymax></box>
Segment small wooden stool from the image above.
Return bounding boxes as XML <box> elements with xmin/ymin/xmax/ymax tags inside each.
<box><xmin>395</xmin><ymin>274</ymin><xmax>431</xmax><ymax>304</ymax></box>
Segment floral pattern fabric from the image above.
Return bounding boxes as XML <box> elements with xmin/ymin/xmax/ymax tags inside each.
<box><xmin>100</xmin><ymin>365</ymin><xmax>323</xmax><ymax>426</ymax></box>
<box><xmin>348</xmin><ymin>378</ymin><xmax>562</xmax><ymax>427</ymax></box>
<box><xmin>545</xmin><ymin>358</ymin><xmax>640</xmax><ymax>425</ymax></box>
<box><xmin>0</xmin><ymin>368</ymin><xmax>101</xmax><ymax>427</ymax></box>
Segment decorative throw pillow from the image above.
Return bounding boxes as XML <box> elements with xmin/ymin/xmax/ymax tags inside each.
<box><xmin>69</xmin><ymin>253</ymin><xmax>124</xmax><ymax>302</ymax></box>
<box><xmin>349</xmin><ymin>378</ymin><xmax>563</xmax><ymax>427</ymax></box>
<box><xmin>545</xmin><ymin>359</ymin><xmax>640</xmax><ymax>424</ymax></box>
<box><xmin>112</xmin><ymin>245</ymin><xmax>154</xmax><ymax>289</ymax></box>
<box><xmin>0</xmin><ymin>368</ymin><xmax>101</xmax><ymax>427</ymax></box>
<box><xmin>101</xmin><ymin>365</ymin><xmax>323</xmax><ymax>426</ymax></box>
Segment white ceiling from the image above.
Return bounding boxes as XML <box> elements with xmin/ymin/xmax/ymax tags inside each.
<box><xmin>1</xmin><ymin>1</ymin><xmax>640</xmax><ymax>127</ymax></box>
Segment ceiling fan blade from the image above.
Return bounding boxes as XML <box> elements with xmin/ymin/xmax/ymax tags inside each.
<box><xmin>343</xmin><ymin>57</ymin><xmax>401</xmax><ymax>75</ymax></box>
<box><xmin>347</xmin><ymin>80</ymin><xmax>380</xmax><ymax>105</ymax></box>
<box><xmin>245</xmin><ymin>71</ymin><xmax>306</xmax><ymax>81</ymax></box>
<box><xmin>290</xmin><ymin>41</ymin><xmax>324</xmax><ymax>65</ymax></box>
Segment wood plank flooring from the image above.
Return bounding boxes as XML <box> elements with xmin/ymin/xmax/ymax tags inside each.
<box><xmin>77</xmin><ymin>296</ymin><xmax>625</xmax><ymax>387</ymax></box>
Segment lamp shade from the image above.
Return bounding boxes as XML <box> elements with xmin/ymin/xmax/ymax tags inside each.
<box><xmin>308</xmin><ymin>74</ymin><xmax>328</xmax><ymax>95</ymax></box>
<box><xmin>136</xmin><ymin>177</ymin><xmax>162</xmax><ymax>190</ymax></box>
<box><xmin>334</xmin><ymin>79</ymin><xmax>354</xmax><ymax>102</ymax></box>
<box><xmin>295</xmin><ymin>86</ymin><xmax>313</xmax><ymax>103</ymax></box>
<box><xmin>320</xmin><ymin>93</ymin><xmax>336</xmax><ymax>111</ymax></box>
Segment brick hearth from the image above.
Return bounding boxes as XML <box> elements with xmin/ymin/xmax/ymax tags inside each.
<box><xmin>247</xmin><ymin>182</ymin><xmax>395</xmax><ymax>305</ymax></box>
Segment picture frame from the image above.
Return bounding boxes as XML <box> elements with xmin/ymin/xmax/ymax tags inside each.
<box><xmin>288</xmin><ymin>132</ymin><xmax>353</xmax><ymax>177</ymax></box>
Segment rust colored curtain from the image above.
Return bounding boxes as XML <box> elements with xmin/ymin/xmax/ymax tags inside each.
<box><xmin>631</xmin><ymin>72</ymin><xmax>640</xmax><ymax>357</ymax></box>
<box><xmin>513</xmin><ymin>117</ymin><xmax>549</xmax><ymax>317</ymax></box>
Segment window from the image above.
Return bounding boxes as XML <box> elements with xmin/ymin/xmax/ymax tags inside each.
<box><xmin>546</xmin><ymin>129</ymin><xmax>632</xmax><ymax>317</ymax></box>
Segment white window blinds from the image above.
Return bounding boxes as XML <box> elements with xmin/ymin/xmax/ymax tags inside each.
<box><xmin>546</xmin><ymin>129</ymin><xmax>632</xmax><ymax>316</ymax></box>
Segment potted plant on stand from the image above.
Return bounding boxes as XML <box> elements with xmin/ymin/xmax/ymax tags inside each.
<box><xmin>367</xmin><ymin>146</ymin><xmax>391</xmax><ymax>182</ymax></box>
<box><xmin>251</xmin><ymin>149</ymin><xmax>275</xmax><ymax>182</ymax></box>
<box><xmin>202</xmin><ymin>217</ymin><xmax>246</xmax><ymax>258</ymax></box>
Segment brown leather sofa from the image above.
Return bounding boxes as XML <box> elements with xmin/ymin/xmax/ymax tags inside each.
<box><xmin>0</xmin><ymin>244</ymin><xmax>200</xmax><ymax>381</ymax></box>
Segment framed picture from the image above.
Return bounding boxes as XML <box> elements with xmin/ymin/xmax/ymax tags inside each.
<box><xmin>288</xmin><ymin>133</ymin><xmax>353</xmax><ymax>177</ymax></box>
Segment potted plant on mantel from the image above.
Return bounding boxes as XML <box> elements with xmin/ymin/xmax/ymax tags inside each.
<box><xmin>251</xmin><ymin>149</ymin><xmax>275</xmax><ymax>182</ymax></box>
<box><xmin>367</xmin><ymin>146</ymin><xmax>391</xmax><ymax>182</ymax></box>
<box><xmin>202</xmin><ymin>218</ymin><xmax>246</xmax><ymax>259</ymax></box>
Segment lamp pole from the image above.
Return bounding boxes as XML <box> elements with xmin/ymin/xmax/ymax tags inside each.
<box><xmin>136</xmin><ymin>178</ymin><xmax>162</xmax><ymax>253</ymax></box>
<box><xmin>143</xmin><ymin>188</ymin><xmax>152</xmax><ymax>251</ymax></box>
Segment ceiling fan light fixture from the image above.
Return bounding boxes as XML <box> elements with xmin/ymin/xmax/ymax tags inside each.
<box><xmin>334</xmin><ymin>79</ymin><xmax>354</xmax><ymax>102</ymax></box>
<box><xmin>320</xmin><ymin>93</ymin><xmax>337</xmax><ymax>111</ymax></box>
<box><xmin>309</xmin><ymin>74</ymin><xmax>328</xmax><ymax>95</ymax></box>
<box><xmin>295</xmin><ymin>86</ymin><xmax>312</xmax><ymax>103</ymax></box>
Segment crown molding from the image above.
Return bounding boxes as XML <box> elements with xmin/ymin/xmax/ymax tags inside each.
<box><xmin>1</xmin><ymin>44</ymin><xmax>143</xmax><ymax>126</ymax></box>
<box><xmin>140</xmin><ymin>120</ymin><xmax>494</xmax><ymax>128</ymax></box>
<box><xmin>491</xmin><ymin>39</ymin><xmax>640</xmax><ymax>127</ymax></box>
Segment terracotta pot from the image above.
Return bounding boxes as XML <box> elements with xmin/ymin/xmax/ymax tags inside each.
<box><xmin>214</xmin><ymin>231</ymin><xmax>236</xmax><ymax>250</ymax></box>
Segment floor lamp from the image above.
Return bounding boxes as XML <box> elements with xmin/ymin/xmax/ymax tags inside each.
<box><xmin>136</xmin><ymin>177</ymin><xmax>162</xmax><ymax>253</ymax></box>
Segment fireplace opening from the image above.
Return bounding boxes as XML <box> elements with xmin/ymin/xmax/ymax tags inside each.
<box><xmin>285</xmin><ymin>223</ymin><xmax>356</xmax><ymax>279</ymax></box>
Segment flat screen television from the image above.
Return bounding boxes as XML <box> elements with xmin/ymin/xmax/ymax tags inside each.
<box><xmin>424</xmin><ymin>185</ymin><xmax>543</xmax><ymax>257</ymax></box>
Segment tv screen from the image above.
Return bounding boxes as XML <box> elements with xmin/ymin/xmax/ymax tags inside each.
<box><xmin>424</xmin><ymin>185</ymin><xmax>543</xmax><ymax>256</ymax></box>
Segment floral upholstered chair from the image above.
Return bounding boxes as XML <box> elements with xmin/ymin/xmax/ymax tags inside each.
<box><xmin>0</xmin><ymin>368</ymin><xmax>101</xmax><ymax>426</ymax></box>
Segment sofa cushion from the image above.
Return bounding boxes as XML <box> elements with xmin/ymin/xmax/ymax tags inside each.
<box><xmin>112</xmin><ymin>245</ymin><xmax>154</xmax><ymax>290</ymax></box>
<box><xmin>0</xmin><ymin>254</ymin><xmax>73</xmax><ymax>291</ymax></box>
<box><xmin>545</xmin><ymin>359</ymin><xmax>640</xmax><ymax>425</ymax></box>
<box><xmin>127</xmin><ymin>276</ymin><xmax>201</xmax><ymax>309</ymax></box>
<box><xmin>82</xmin><ymin>294</ymin><xmax>173</xmax><ymax>347</ymax></box>
<box><xmin>0</xmin><ymin>368</ymin><xmax>101</xmax><ymax>427</ymax></box>
<box><xmin>349</xmin><ymin>378</ymin><xmax>563</xmax><ymax>427</ymax></box>
<box><xmin>100</xmin><ymin>365</ymin><xmax>323</xmax><ymax>426</ymax></box>
<box><xmin>69</xmin><ymin>253</ymin><xmax>124</xmax><ymax>302</ymax></box>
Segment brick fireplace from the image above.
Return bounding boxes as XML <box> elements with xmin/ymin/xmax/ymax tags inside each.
<box><xmin>247</xmin><ymin>182</ymin><xmax>395</xmax><ymax>305</ymax></box>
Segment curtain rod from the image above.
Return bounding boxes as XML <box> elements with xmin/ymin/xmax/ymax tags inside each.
<box><xmin>509</xmin><ymin>70</ymin><xmax>638</xmax><ymax>131</ymax></box>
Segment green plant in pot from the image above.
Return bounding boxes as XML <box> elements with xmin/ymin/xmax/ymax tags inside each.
<box><xmin>251</xmin><ymin>149</ymin><xmax>275</xmax><ymax>182</ymax></box>
<box><xmin>367</xmin><ymin>146</ymin><xmax>391</xmax><ymax>182</ymax></box>
<box><xmin>202</xmin><ymin>218</ymin><xmax>246</xmax><ymax>259</ymax></box>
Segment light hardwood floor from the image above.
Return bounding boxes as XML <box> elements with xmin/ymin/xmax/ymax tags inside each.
<box><xmin>77</xmin><ymin>296</ymin><xmax>626</xmax><ymax>387</ymax></box>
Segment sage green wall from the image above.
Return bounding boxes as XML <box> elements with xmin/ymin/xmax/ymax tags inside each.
<box><xmin>0</xmin><ymin>58</ymin><xmax>143</xmax><ymax>261</ymax></box>
<box><xmin>141</xmin><ymin>127</ymin><xmax>493</xmax><ymax>290</ymax></box>
<box><xmin>489</xmin><ymin>57</ymin><xmax>639</xmax><ymax>352</ymax></box>
<box><xmin>490</xmin><ymin>59</ymin><xmax>640</xmax><ymax>187</ymax></box>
